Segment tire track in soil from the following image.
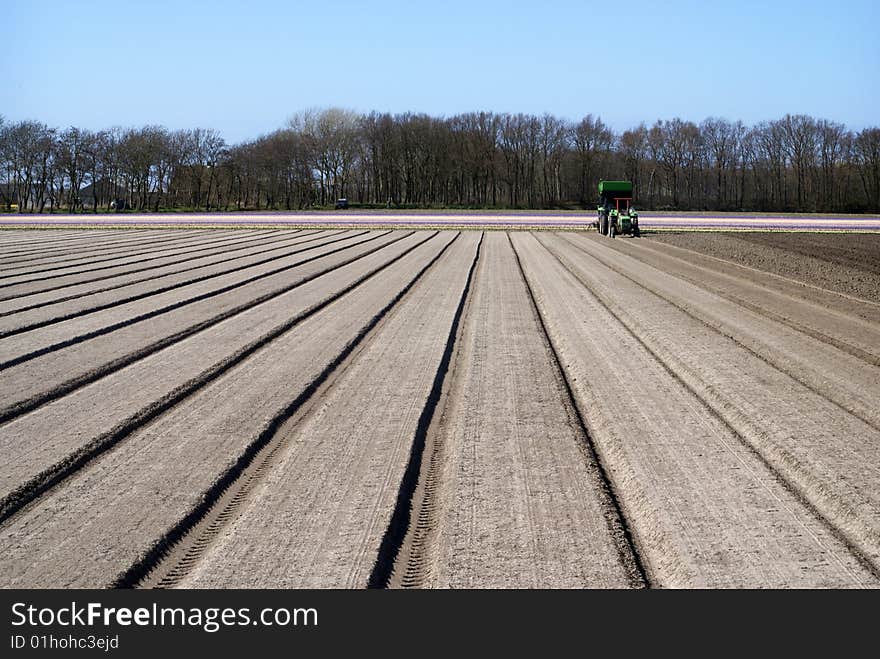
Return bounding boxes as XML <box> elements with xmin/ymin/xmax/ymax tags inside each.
<box><xmin>0</xmin><ymin>229</ymin><xmax>246</xmax><ymax>277</ymax></box>
<box><xmin>0</xmin><ymin>233</ymin><xmax>408</xmax><ymax>428</ymax></box>
<box><xmin>507</xmin><ymin>233</ymin><xmax>647</xmax><ymax>588</ymax></box>
<box><xmin>535</xmin><ymin>233</ymin><xmax>880</xmax><ymax>582</ymax></box>
<box><xmin>0</xmin><ymin>232</ymin><xmax>444</xmax><ymax>531</ymax></box>
<box><xmin>0</xmin><ymin>230</ymin><xmax>325</xmax><ymax>319</ymax></box>
<box><xmin>0</xmin><ymin>229</ymin><xmax>326</xmax><ymax>305</ymax></box>
<box><xmin>0</xmin><ymin>230</ymin><xmax>380</xmax><ymax>373</ymax></box>
<box><xmin>364</xmin><ymin>233</ymin><xmax>483</xmax><ymax>589</ymax></box>
<box><xmin>0</xmin><ymin>229</ymin><xmax>222</xmax><ymax>269</ymax></box>
<box><xmin>116</xmin><ymin>233</ymin><xmax>463</xmax><ymax>589</ymax></box>
<box><xmin>556</xmin><ymin>233</ymin><xmax>880</xmax><ymax>433</ymax></box>
<box><xmin>0</xmin><ymin>229</ymin><xmax>299</xmax><ymax>291</ymax></box>
<box><xmin>382</xmin><ymin>233</ymin><xmax>647</xmax><ymax>589</ymax></box>
<box><xmin>0</xmin><ymin>231</ymin><xmax>355</xmax><ymax>338</ymax></box>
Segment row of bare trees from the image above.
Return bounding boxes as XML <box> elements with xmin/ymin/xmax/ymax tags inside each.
<box><xmin>0</xmin><ymin>118</ymin><xmax>226</xmax><ymax>212</ymax></box>
<box><xmin>2</xmin><ymin>110</ymin><xmax>878</xmax><ymax>212</ymax></box>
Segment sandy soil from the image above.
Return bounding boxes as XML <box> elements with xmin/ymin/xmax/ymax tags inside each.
<box><xmin>0</xmin><ymin>227</ymin><xmax>877</xmax><ymax>588</ymax></box>
<box><xmin>648</xmin><ymin>232</ymin><xmax>880</xmax><ymax>304</ymax></box>
<box><xmin>0</xmin><ymin>231</ymin><xmax>394</xmax><ymax>412</ymax></box>
<box><xmin>180</xmin><ymin>234</ymin><xmax>480</xmax><ymax>588</ymax></box>
<box><xmin>0</xmin><ymin>230</ymin><xmax>336</xmax><ymax>332</ymax></box>
<box><xmin>402</xmin><ymin>233</ymin><xmax>637</xmax><ymax>588</ymax></box>
<box><xmin>0</xmin><ymin>233</ymin><xmax>456</xmax><ymax>586</ymax></box>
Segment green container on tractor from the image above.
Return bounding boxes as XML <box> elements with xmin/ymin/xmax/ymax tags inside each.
<box><xmin>595</xmin><ymin>180</ymin><xmax>640</xmax><ymax>238</ymax></box>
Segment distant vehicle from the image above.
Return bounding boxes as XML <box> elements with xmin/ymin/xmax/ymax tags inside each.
<box><xmin>110</xmin><ymin>199</ymin><xmax>130</xmax><ymax>212</ymax></box>
<box><xmin>595</xmin><ymin>180</ymin><xmax>640</xmax><ymax>237</ymax></box>
<box><xmin>335</xmin><ymin>198</ymin><xmax>348</xmax><ymax>210</ymax></box>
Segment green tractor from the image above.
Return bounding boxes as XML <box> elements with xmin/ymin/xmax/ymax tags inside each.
<box><xmin>596</xmin><ymin>180</ymin><xmax>640</xmax><ymax>237</ymax></box>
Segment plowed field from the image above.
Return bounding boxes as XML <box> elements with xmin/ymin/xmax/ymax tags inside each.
<box><xmin>1</xmin><ymin>228</ymin><xmax>878</xmax><ymax>588</ymax></box>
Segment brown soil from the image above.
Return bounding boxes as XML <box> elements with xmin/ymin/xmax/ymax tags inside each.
<box><xmin>0</xmin><ymin>228</ymin><xmax>878</xmax><ymax>589</ymax></box>
<box><xmin>647</xmin><ymin>232</ymin><xmax>880</xmax><ymax>303</ymax></box>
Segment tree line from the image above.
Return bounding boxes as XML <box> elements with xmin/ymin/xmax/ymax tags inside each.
<box><xmin>1</xmin><ymin>109</ymin><xmax>878</xmax><ymax>213</ymax></box>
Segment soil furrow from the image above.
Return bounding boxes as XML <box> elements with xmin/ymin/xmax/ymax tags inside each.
<box><xmin>647</xmin><ymin>232</ymin><xmax>880</xmax><ymax>306</ymax></box>
<box><xmin>0</xmin><ymin>229</ymin><xmax>251</xmax><ymax>277</ymax></box>
<box><xmin>0</xmin><ymin>230</ymin><xmax>377</xmax><ymax>371</ymax></box>
<box><xmin>558</xmin><ymin>233</ymin><xmax>880</xmax><ymax>431</ymax></box>
<box><xmin>386</xmin><ymin>232</ymin><xmax>644</xmax><ymax>589</ymax></box>
<box><xmin>614</xmin><ymin>238</ymin><xmax>880</xmax><ymax>365</ymax></box>
<box><xmin>0</xmin><ymin>229</ymin><xmax>222</xmax><ymax>269</ymax></box>
<box><xmin>0</xmin><ymin>230</ymin><xmax>325</xmax><ymax>319</ymax></box>
<box><xmin>507</xmin><ymin>233</ymin><xmax>648</xmax><ymax>588</ymax></box>
<box><xmin>172</xmin><ymin>233</ymin><xmax>479</xmax><ymax>589</ymax></box>
<box><xmin>134</xmin><ymin>233</ymin><xmax>466</xmax><ymax>589</ymax></box>
<box><xmin>0</xmin><ymin>231</ymin><xmax>356</xmax><ymax>337</ymax></box>
<box><xmin>0</xmin><ymin>229</ymin><xmax>326</xmax><ymax>305</ymax></box>
<box><xmin>0</xmin><ymin>228</ymin><xmax>200</xmax><ymax>254</ymax></box>
<box><xmin>0</xmin><ymin>230</ymin><xmax>198</xmax><ymax>259</ymax></box>
<box><xmin>0</xmin><ymin>232</ymin><xmax>411</xmax><ymax>426</ymax></box>
<box><xmin>512</xmin><ymin>231</ymin><xmax>875</xmax><ymax>587</ymax></box>
<box><xmin>536</xmin><ymin>233</ymin><xmax>880</xmax><ymax>581</ymax></box>
<box><xmin>0</xmin><ymin>229</ymin><xmax>299</xmax><ymax>291</ymax></box>
<box><xmin>368</xmin><ymin>232</ymin><xmax>483</xmax><ymax>588</ymax></box>
<box><xmin>0</xmin><ymin>233</ymin><xmax>438</xmax><ymax>528</ymax></box>
<box><xmin>0</xmin><ymin>233</ymin><xmax>459</xmax><ymax>587</ymax></box>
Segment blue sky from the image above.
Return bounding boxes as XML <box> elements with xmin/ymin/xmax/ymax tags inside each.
<box><xmin>2</xmin><ymin>0</ymin><xmax>877</xmax><ymax>142</ymax></box>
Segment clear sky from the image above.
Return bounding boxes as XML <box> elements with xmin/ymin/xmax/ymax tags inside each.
<box><xmin>2</xmin><ymin>0</ymin><xmax>877</xmax><ymax>143</ymax></box>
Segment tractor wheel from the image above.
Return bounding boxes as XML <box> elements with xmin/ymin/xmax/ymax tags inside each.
<box><xmin>633</xmin><ymin>225</ymin><xmax>640</xmax><ymax>237</ymax></box>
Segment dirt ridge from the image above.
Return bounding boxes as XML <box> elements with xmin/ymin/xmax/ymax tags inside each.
<box><xmin>509</xmin><ymin>234</ymin><xmax>649</xmax><ymax>588</ymax></box>
<box><xmin>0</xmin><ymin>232</ymin><xmax>441</xmax><ymax>528</ymax></box>
<box><xmin>536</xmin><ymin>233</ymin><xmax>880</xmax><ymax>581</ymax></box>
<box><xmin>0</xmin><ymin>231</ymin><xmax>386</xmax><ymax>370</ymax></box>
<box><xmin>0</xmin><ymin>230</ymin><xmax>324</xmax><ymax>318</ymax></box>
<box><xmin>120</xmin><ymin>233</ymin><xmax>461</xmax><ymax>588</ymax></box>
<box><xmin>0</xmin><ymin>229</ymin><xmax>223</xmax><ymax>269</ymax></box>
<box><xmin>0</xmin><ymin>232</ymin><xmax>412</xmax><ymax>425</ymax></box>
<box><xmin>0</xmin><ymin>229</ymin><xmax>265</xmax><ymax>279</ymax></box>
<box><xmin>556</xmin><ymin>233</ymin><xmax>880</xmax><ymax>432</ymax></box>
<box><xmin>0</xmin><ymin>230</ymin><xmax>358</xmax><ymax>337</ymax></box>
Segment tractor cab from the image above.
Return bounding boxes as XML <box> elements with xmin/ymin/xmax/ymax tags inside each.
<box><xmin>596</xmin><ymin>180</ymin><xmax>640</xmax><ymax>237</ymax></box>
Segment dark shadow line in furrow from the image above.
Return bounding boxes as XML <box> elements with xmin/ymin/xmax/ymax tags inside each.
<box><xmin>0</xmin><ymin>229</ymin><xmax>107</xmax><ymax>245</ymax></box>
<box><xmin>0</xmin><ymin>231</ymin><xmax>444</xmax><ymax>530</ymax></box>
<box><xmin>389</xmin><ymin>234</ymin><xmax>484</xmax><ymax>590</ymax></box>
<box><xmin>0</xmin><ymin>229</ymin><xmax>270</xmax><ymax>262</ymax></box>
<box><xmin>0</xmin><ymin>232</ymin><xmax>413</xmax><ymax>426</ymax></box>
<box><xmin>367</xmin><ymin>232</ymin><xmax>483</xmax><ymax>589</ymax></box>
<box><xmin>618</xmin><ymin>238</ymin><xmax>880</xmax><ymax>362</ymax></box>
<box><xmin>0</xmin><ymin>229</ymin><xmax>298</xmax><ymax>289</ymax></box>
<box><xmin>0</xmin><ymin>230</ymin><xmax>328</xmax><ymax>303</ymax></box>
<box><xmin>0</xmin><ymin>231</ymin><xmax>322</xmax><ymax>318</ymax></box>
<box><xmin>509</xmin><ymin>233</ymin><xmax>649</xmax><ymax>589</ymax></box>
<box><xmin>0</xmin><ymin>231</ymin><xmax>377</xmax><ymax>371</ymax></box>
<box><xmin>0</xmin><ymin>229</ymin><xmax>224</xmax><ymax>267</ymax></box>
<box><xmin>0</xmin><ymin>229</ymin><xmax>247</xmax><ymax>276</ymax></box>
<box><xmin>556</xmin><ymin>233</ymin><xmax>880</xmax><ymax>434</ymax></box>
<box><xmin>535</xmin><ymin>233</ymin><xmax>880</xmax><ymax>584</ymax></box>
<box><xmin>0</xmin><ymin>231</ymin><xmax>357</xmax><ymax>338</ymax></box>
<box><xmin>0</xmin><ymin>229</ymin><xmax>204</xmax><ymax>257</ymax></box>
<box><xmin>112</xmin><ymin>232</ymin><xmax>460</xmax><ymax>589</ymax></box>
<box><xmin>0</xmin><ymin>232</ymin><xmax>185</xmax><ymax>260</ymax></box>
<box><xmin>636</xmin><ymin>238</ymin><xmax>880</xmax><ymax>310</ymax></box>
